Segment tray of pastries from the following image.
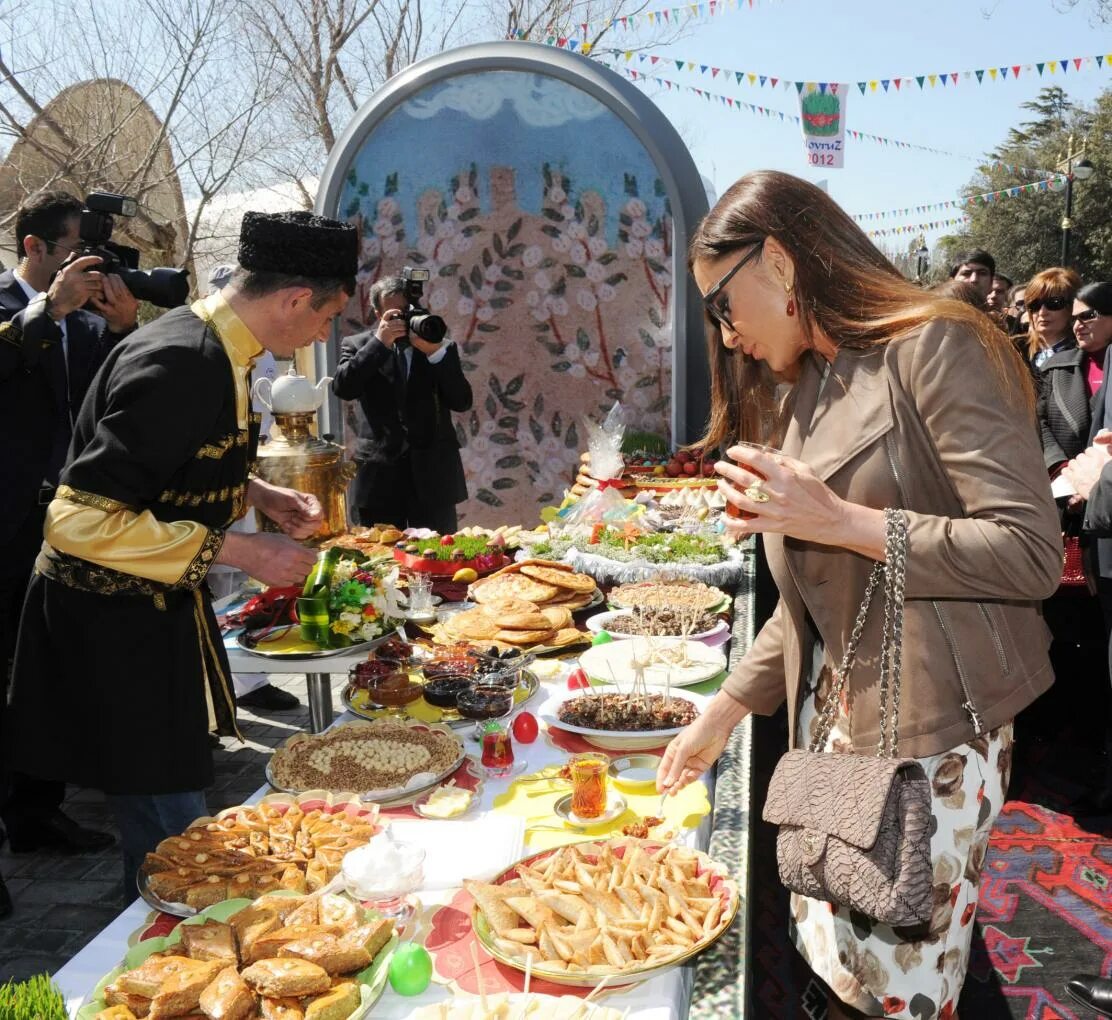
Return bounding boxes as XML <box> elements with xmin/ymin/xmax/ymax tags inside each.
<box><xmin>267</xmin><ymin>719</ymin><xmax>466</xmax><ymax>802</ymax></box>
<box><xmin>80</xmin><ymin>889</ymin><xmax>397</xmax><ymax>1020</ymax></box>
<box><xmin>138</xmin><ymin>793</ymin><xmax>381</xmax><ymax>918</ymax></box>
<box><xmin>429</xmin><ymin>561</ymin><xmax>600</xmax><ymax>654</ymax></box>
<box><xmin>465</xmin><ymin>838</ymin><xmax>738</xmax><ymax>987</ymax></box>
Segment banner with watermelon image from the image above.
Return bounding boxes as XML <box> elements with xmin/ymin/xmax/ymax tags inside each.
<box><xmin>797</xmin><ymin>82</ymin><xmax>848</xmax><ymax>169</ymax></box>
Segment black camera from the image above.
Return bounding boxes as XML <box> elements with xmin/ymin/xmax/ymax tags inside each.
<box><xmin>75</xmin><ymin>192</ymin><xmax>190</xmax><ymax>308</ymax></box>
<box><xmin>399</xmin><ymin>266</ymin><xmax>447</xmax><ymax>344</ymax></box>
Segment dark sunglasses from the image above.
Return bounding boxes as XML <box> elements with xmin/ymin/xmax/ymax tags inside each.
<box><xmin>1027</xmin><ymin>296</ymin><xmax>1069</xmax><ymax>313</ymax></box>
<box><xmin>702</xmin><ymin>241</ymin><xmax>764</xmax><ymax>332</ymax></box>
<box><xmin>1076</xmin><ymin>309</ymin><xmax>1103</xmax><ymax>323</ymax></box>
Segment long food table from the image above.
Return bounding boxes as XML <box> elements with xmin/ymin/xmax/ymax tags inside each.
<box><xmin>51</xmin><ymin>562</ymin><xmax>759</xmax><ymax>1019</ymax></box>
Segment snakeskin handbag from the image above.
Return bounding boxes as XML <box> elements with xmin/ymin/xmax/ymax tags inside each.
<box><xmin>762</xmin><ymin>509</ymin><xmax>934</xmax><ymax>927</ymax></box>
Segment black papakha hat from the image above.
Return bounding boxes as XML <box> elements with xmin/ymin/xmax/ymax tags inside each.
<box><xmin>238</xmin><ymin>210</ymin><xmax>357</xmax><ymax>279</ymax></box>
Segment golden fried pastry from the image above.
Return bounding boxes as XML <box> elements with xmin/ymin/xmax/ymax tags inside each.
<box><xmin>538</xmin><ymin>606</ymin><xmax>573</xmax><ymax>629</ymax></box>
<box><xmin>259</xmin><ymin>998</ymin><xmax>304</xmax><ymax>1020</ymax></box>
<box><xmin>228</xmin><ymin>906</ymin><xmax>279</xmax><ymax>961</ymax></box>
<box><xmin>197</xmin><ymin>965</ymin><xmax>254</xmax><ymax>1020</ymax></box>
<box><xmin>240</xmin><ymin>958</ymin><xmax>331</xmax><ymax>998</ymax></box>
<box><xmin>477</xmin><ymin>597</ymin><xmax>539</xmax><ymax>619</ymax></box>
<box><xmin>277</xmin><ymin>934</ymin><xmax>370</xmax><ymax>975</ymax></box>
<box><xmin>318</xmin><ymin>893</ymin><xmax>358</xmax><ymax>930</ymax></box>
<box><xmin>471</xmin><ymin>574</ymin><xmax>559</xmax><ymax>605</ymax></box>
<box><xmin>345</xmin><ymin>918</ymin><xmax>394</xmax><ymax>960</ymax></box>
<box><xmin>493</xmin><ymin>628</ymin><xmax>555</xmax><ymax>646</ymax></box>
<box><xmin>281</xmin><ymin>899</ymin><xmax>319</xmax><ymax>928</ymax></box>
<box><xmin>180</xmin><ymin>920</ymin><xmax>237</xmax><ymax>965</ymax></box>
<box><xmin>183</xmin><ymin>877</ymin><xmax>228</xmax><ymax>911</ymax></box>
<box><xmin>102</xmin><ymin>986</ymin><xmax>152</xmax><ymax>1018</ymax></box>
<box><xmin>519</xmin><ymin>565</ymin><xmax>596</xmax><ymax>593</ymax></box>
<box><xmin>445</xmin><ymin>610</ymin><xmax>501</xmax><ymax>641</ymax></box>
<box><xmin>543</xmin><ymin>591</ymin><xmax>594</xmax><ymax>610</ymax></box>
<box><xmin>490</xmin><ymin>610</ymin><xmax>553</xmax><ymax>631</ymax></box>
<box><xmin>303</xmin><ymin>981</ymin><xmax>360</xmax><ymax>1020</ymax></box>
<box><xmin>148</xmin><ymin>959</ymin><xmax>224</xmax><ymax>1018</ymax></box>
<box><xmin>245</xmin><ymin>926</ymin><xmax>343</xmax><ymax>965</ymax></box>
<box><xmin>96</xmin><ymin>1005</ymin><xmax>141</xmax><ymax>1020</ymax></box>
<box><xmin>548</xmin><ymin>627</ymin><xmax>586</xmax><ymax>648</ymax></box>
<box><xmin>117</xmin><ymin>957</ymin><xmax>197</xmax><ymax>999</ymax></box>
<box><xmin>146</xmin><ymin>868</ymin><xmax>208</xmax><ymax>903</ymax></box>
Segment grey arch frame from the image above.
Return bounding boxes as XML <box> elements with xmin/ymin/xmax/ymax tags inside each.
<box><xmin>315</xmin><ymin>40</ymin><xmax>710</xmax><ymax>446</ymax></box>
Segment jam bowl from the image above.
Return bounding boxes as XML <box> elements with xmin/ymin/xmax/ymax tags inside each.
<box><xmin>365</xmin><ymin>671</ymin><xmax>424</xmax><ymax>708</ymax></box>
<box><xmin>422</xmin><ymin>673</ymin><xmax>474</xmax><ymax>709</ymax></box>
<box><xmin>456</xmin><ymin>684</ymin><xmax>514</xmax><ymax>722</ymax></box>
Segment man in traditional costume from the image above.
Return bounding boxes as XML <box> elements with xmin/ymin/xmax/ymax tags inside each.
<box><xmin>4</xmin><ymin>210</ymin><xmax>358</xmax><ymax>890</ymax></box>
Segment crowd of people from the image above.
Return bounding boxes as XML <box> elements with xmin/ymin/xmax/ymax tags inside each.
<box><xmin>2</xmin><ymin>174</ymin><xmax>1112</xmax><ymax>1019</ymax></box>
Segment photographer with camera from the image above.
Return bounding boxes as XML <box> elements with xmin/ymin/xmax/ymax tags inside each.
<box><xmin>332</xmin><ymin>270</ymin><xmax>473</xmax><ymax>532</ymax></box>
<box><xmin>0</xmin><ymin>190</ymin><xmax>138</xmax><ymax>886</ymax></box>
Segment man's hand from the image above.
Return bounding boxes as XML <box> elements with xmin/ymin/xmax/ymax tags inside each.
<box><xmin>46</xmin><ymin>256</ymin><xmax>106</xmax><ymax>319</ymax></box>
<box><xmin>248</xmin><ymin>479</ymin><xmax>324</xmax><ymax>539</ymax></box>
<box><xmin>1063</xmin><ymin>432</ymin><xmax>1112</xmax><ymax>501</ymax></box>
<box><xmin>217</xmin><ymin>531</ymin><xmax>318</xmax><ymax>588</ymax></box>
<box><xmin>410</xmin><ymin>336</ymin><xmax>443</xmax><ymax>357</ymax></box>
<box><xmin>374</xmin><ymin>308</ymin><xmax>407</xmax><ymax>348</ymax></box>
<box><xmin>88</xmin><ymin>274</ymin><xmax>139</xmax><ymax>333</ymax></box>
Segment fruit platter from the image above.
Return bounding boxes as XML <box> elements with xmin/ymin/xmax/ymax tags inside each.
<box><xmin>623</xmin><ymin>447</ymin><xmax>719</xmax><ymax>490</ymax></box>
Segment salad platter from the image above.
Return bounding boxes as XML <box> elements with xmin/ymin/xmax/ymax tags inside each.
<box><xmin>540</xmin><ymin>689</ymin><xmax>706</xmax><ymax>751</ymax></box>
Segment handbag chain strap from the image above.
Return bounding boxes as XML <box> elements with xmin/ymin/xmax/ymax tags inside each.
<box><xmin>809</xmin><ymin>508</ymin><xmax>909</xmax><ymax>759</ymax></box>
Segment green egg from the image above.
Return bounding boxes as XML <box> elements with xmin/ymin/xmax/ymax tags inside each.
<box><xmin>591</xmin><ymin>630</ymin><xmax>614</xmax><ymax>645</ymax></box>
<box><xmin>388</xmin><ymin>942</ymin><xmax>433</xmax><ymax>996</ymax></box>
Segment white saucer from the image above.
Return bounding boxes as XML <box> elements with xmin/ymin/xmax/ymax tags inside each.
<box><xmin>552</xmin><ymin>791</ymin><xmax>627</xmax><ymax>828</ymax></box>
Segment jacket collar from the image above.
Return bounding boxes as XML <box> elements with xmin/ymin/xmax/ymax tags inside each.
<box><xmin>1042</xmin><ymin>343</ymin><xmax>1084</xmax><ymax>369</ymax></box>
<box><xmin>191</xmin><ymin>291</ymin><xmax>264</xmax><ymax>367</ymax></box>
<box><xmin>0</xmin><ymin>269</ymin><xmax>28</xmax><ymax>314</ymax></box>
<box><xmin>783</xmin><ymin>346</ymin><xmax>893</xmax><ymax>482</ymax></box>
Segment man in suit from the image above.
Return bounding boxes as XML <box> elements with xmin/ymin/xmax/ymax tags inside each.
<box><xmin>0</xmin><ymin>190</ymin><xmax>136</xmax><ymax>894</ymax></box>
<box><xmin>332</xmin><ymin>276</ymin><xmax>472</xmax><ymax>532</ymax></box>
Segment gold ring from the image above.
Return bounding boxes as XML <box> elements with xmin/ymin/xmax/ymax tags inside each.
<box><xmin>743</xmin><ymin>483</ymin><xmax>770</xmax><ymax>504</ymax></box>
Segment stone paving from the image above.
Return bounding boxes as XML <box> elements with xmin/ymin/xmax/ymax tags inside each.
<box><xmin>0</xmin><ymin>673</ymin><xmax>312</xmax><ymax>984</ymax></box>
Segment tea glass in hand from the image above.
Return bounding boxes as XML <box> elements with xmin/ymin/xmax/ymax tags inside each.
<box><xmin>721</xmin><ymin>442</ymin><xmax>779</xmax><ymax>520</ymax></box>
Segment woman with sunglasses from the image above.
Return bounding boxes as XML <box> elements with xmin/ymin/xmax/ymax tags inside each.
<box><xmin>1024</xmin><ymin>267</ymin><xmax>1081</xmax><ymax>369</ymax></box>
<box><xmin>657</xmin><ymin>171</ymin><xmax>1060</xmax><ymax>1020</ymax></box>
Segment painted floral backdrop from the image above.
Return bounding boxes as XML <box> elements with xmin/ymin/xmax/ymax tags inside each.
<box><xmin>333</xmin><ymin>73</ymin><xmax>675</xmax><ymax>527</ymax></box>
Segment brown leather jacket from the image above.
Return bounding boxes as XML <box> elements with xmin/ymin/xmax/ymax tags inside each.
<box><xmin>724</xmin><ymin>320</ymin><xmax>1062</xmax><ymax>759</ymax></box>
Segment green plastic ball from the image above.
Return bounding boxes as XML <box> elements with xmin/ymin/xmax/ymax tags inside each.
<box><xmin>388</xmin><ymin>942</ymin><xmax>433</xmax><ymax>996</ymax></box>
<box><xmin>591</xmin><ymin>630</ymin><xmax>614</xmax><ymax>646</ymax></box>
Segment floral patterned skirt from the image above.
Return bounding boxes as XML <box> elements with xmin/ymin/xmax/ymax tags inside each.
<box><xmin>791</xmin><ymin>683</ymin><xmax>1014</xmax><ymax>1019</ymax></box>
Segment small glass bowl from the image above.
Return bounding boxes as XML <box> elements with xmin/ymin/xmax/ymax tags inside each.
<box><xmin>341</xmin><ymin>841</ymin><xmax>425</xmax><ymax>929</ymax></box>
<box><xmin>456</xmin><ymin>684</ymin><xmax>514</xmax><ymax>722</ymax></box>
<box><xmin>421</xmin><ymin>673</ymin><xmax>474</xmax><ymax>709</ymax></box>
<box><xmin>365</xmin><ymin>671</ymin><xmax>424</xmax><ymax>708</ymax></box>
<box><xmin>348</xmin><ymin>657</ymin><xmax>398</xmax><ymax>690</ymax></box>
<box><xmin>468</xmin><ymin>647</ymin><xmax>536</xmax><ymax>681</ymax></box>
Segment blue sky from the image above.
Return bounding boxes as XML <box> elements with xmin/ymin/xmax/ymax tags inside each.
<box><xmin>582</xmin><ymin>0</ymin><xmax>1111</xmax><ymax>253</ymax></box>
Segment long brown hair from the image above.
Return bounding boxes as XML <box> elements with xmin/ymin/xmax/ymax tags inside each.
<box><xmin>689</xmin><ymin>171</ymin><xmax>1033</xmax><ymax>451</ymax></box>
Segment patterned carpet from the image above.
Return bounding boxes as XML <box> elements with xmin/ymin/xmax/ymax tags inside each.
<box><xmin>748</xmin><ymin>683</ymin><xmax>1112</xmax><ymax>1020</ymax></box>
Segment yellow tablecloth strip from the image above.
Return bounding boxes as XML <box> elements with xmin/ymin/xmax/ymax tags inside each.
<box><xmin>491</xmin><ymin>769</ymin><xmax>711</xmax><ymax>851</ymax></box>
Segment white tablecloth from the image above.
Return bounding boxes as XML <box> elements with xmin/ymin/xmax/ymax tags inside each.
<box><xmin>52</xmin><ymin>684</ymin><xmax>715</xmax><ymax>1019</ymax></box>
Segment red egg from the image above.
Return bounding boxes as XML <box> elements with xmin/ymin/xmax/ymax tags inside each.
<box><xmin>567</xmin><ymin>667</ymin><xmax>591</xmax><ymax>690</ymax></box>
<box><xmin>512</xmin><ymin>712</ymin><xmax>539</xmax><ymax>744</ymax></box>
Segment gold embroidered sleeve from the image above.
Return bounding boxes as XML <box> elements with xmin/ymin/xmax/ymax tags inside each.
<box><xmin>45</xmin><ymin>490</ymin><xmax>225</xmax><ymax>589</ymax></box>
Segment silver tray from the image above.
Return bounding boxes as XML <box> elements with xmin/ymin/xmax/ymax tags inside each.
<box><xmin>235</xmin><ymin>625</ymin><xmax>399</xmax><ymax>660</ymax></box>
<box><xmin>340</xmin><ymin>669</ymin><xmax>541</xmax><ymax>729</ymax></box>
<box><xmin>136</xmin><ymin>864</ymin><xmax>198</xmax><ymax>918</ymax></box>
<box><xmin>265</xmin><ymin>725</ymin><xmax>467</xmax><ymax>803</ymax></box>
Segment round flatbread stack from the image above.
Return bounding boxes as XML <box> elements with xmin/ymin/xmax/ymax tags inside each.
<box><xmin>437</xmin><ymin>560</ymin><xmax>599</xmax><ymax>652</ymax></box>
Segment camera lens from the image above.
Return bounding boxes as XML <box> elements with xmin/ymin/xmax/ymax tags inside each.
<box><xmin>407</xmin><ymin>313</ymin><xmax>447</xmax><ymax>343</ymax></box>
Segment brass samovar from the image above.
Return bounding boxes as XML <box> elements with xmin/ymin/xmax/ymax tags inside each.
<box><xmin>252</xmin><ymin>367</ymin><xmax>356</xmax><ymax>539</ymax></box>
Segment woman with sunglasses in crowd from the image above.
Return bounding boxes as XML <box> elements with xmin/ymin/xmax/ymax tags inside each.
<box><xmin>657</xmin><ymin>171</ymin><xmax>1060</xmax><ymax>1020</ymax></box>
<box><xmin>1024</xmin><ymin>267</ymin><xmax>1081</xmax><ymax>369</ymax></box>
